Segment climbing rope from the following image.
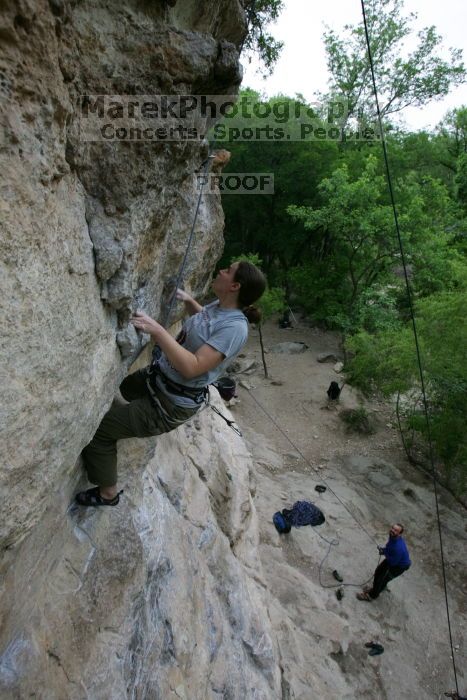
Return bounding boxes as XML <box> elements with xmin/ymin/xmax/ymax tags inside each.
<box><xmin>360</xmin><ymin>0</ymin><xmax>459</xmax><ymax>692</ymax></box>
<box><xmin>243</xmin><ymin>381</ymin><xmax>387</xmax><ymax>590</ymax></box>
<box><xmin>313</xmin><ymin>527</ymin><xmax>380</xmax><ymax>591</ymax></box>
<box><xmin>159</xmin><ymin>146</ymin><xmax>216</xmax><ymax>330</ymax></box>
<box><xmin>242</xmin><ymin>386</ymin><xmax>393</xmax><ymax>590</ymax></box>
<box><xmin>151</xmin><ymin>140</ymin><xmax>244</xmax><ymax>436</ymax></box>
<box><xmin>245</xmin><ymin>385</ymin><xmax>379</xmax><ymax>547</ymax></box>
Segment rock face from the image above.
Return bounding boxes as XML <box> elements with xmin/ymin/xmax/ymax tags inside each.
<box><xmin>0</xmin><ymin>0</ymin><xmax>244</xmax><ymax>551</ymax></box>
<box><xmin>0</xmin><ymin>398</ymin><xmax>281</xmax><ymax>699</ymax></box>
<box><xmin>0</xmin><ymin>1</ymin><xmax>287</xmax><ymax>697</ymax></box>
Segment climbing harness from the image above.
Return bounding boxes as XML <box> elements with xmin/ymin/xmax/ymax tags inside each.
<box><xmin>360</xmin><ymin>0</ymin><xmax>460</xmax><ymax>692</ymax></box>
<box><xmin>147</xmin><ymin>360</ymin><xmax>208</xmax><ymax>405</ymax></box>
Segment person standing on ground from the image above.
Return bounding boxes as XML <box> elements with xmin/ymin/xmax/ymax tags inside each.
<box><xmin>75</xmin><ymin>260</ymin><xmax>266</xmax><ymax>507</ymax></box>
<box><xmin>357</xmin><ymin>523</ymin><xmax>411</xmax><ymax>601</ymax></box>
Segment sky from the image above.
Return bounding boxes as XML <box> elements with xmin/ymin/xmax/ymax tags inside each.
<box><xmin>242</xmin><ymin>0</ymin><xmax>467</xmax><ymax>131</ymax></box>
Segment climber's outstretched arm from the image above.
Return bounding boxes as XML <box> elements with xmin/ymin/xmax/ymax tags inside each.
<box><xmin>131</xmin><ymin>311</ymin><xmax>223</xmax><ymax>379</ymax></box>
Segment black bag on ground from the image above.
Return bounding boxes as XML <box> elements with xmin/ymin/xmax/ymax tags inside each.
<box><xmin>327</xmin><ymin>381</ymin><xmax>341</xmax><ymax>400</ymax></box>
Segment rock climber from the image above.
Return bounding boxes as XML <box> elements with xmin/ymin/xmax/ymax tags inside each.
<box><xmin>75</xmin><ymin>260</ymin><xmax>266</xmax><ymax>507</ymax></box>
<box><xmin>357</xmin><ymin>523</ymin><xmax>411</xmax><ymax>601</ymax></box>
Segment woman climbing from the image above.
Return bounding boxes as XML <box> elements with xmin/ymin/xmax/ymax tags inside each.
<box><xmin>75</xmin><ymin>260</ymin><xmax>266</xmax><ymax>507</ymax></box>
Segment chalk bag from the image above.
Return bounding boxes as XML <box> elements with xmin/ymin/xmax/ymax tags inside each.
<box><xmin>213</xmin><ymin>377</ymin><xmax>237</xmax><ymax>401</ymax></box>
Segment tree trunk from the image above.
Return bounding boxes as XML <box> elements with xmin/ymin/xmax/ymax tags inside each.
<box><xmin>258</xmin><ymin>323</ymin><xmax>268</xmax><ymax>378</ymax></box>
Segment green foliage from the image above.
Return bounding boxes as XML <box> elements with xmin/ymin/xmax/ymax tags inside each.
<box><xmin>349</xmin><ymin>286</ymin><xmax>402</xmax><ymax>333</ymax></box>
<box><xmin>455</xmin><ymin>152</ymin><xmax>467</xmax><ymax>212</ymax></box>
<box><xmin>346</xmin><ymin>291</ymin><xmax>467</xmax><ymax>491</ymax></box>
<box><xmin>287</xmin><ymin>156</ymin><xmax>397</xmax><ymax>322</ymax></box>
<box><xmin>322</xmin><ymin>0</ymin><xmax>465</xmax><ymax>122</ymax></box>
<box><xmin>339</xmin><ymin>406</ymin><xmax>375</xmax><ymax>435</ymax></box>
<box><xmin>437</xmin><ymin>106</ymin><xmax>467</xmax><ymax>166</ymax></box>
<box><xmin>232</xmin><ymin>252</ymin><xmax>263</xmax><ymax>267</ymax></box>
<box><xmin>258</xmin><ymin>286</ymin><xmax>286</xmax><ymax>320</ymax></box>
<box><xmin>220</xmin><ymin>91</ymin><xmax>339</xmax><ymax>277</ymax></box>
<box><xmin>242</xmin><ymin>1</ymin><xmax>285</xmax><ymax>75</ymax></box>
<box><xmin>216</xmin><ymin>85</ymin><xmax>467</xmax><ymax>493</ymax></box>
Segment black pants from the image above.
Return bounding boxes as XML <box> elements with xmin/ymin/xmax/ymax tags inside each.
<box><xmin>369</xmin><ymin>560</ymin><xmax>410</xmax><ymax>599</ymax></box>
<box><xmin>82</xmin><ymin>369</ymin><xmax>198</xmax><ymax>487</ymax></box>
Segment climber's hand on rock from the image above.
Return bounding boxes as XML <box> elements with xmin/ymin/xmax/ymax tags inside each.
<box><xmin>176</xmin><ymin>288</ymin><xmax>192</xmax><ymax>302</ymax></box>
<box><xmin>130</xmin><ymin>312</ymin><xmax>163</xmax><ymax>338</ymax></box>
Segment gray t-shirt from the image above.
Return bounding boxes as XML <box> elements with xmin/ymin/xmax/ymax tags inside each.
<box><xmin>153</xmin><ymin>301</ymin><xmax>248</xmax><ymax>406</ymax></box>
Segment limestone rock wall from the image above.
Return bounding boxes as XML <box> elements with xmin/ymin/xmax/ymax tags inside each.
<box><xmin>0</xmin><ymin>396</ymin><xmax>282</xmax><ymax>699</ymax></box>
<box><xmin>0</xmin><ymin>0</ymin><xmax>245</xmax><ymax>551</ymax></box>
<box><xmin>0</xmin><ymin>1</ymin><xmax>287</xmax><ymax>696</ymax></box>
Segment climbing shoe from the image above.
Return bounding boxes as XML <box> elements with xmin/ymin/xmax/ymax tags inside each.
<box><xmin>75</xmin><ymin>487</ymin><xmax>123</xmax><ymax>507</ymax></box>
<box><xmin>332</xmin><ymin>569</ymin><xmax>344</xmax><ymax>582</ymax></box>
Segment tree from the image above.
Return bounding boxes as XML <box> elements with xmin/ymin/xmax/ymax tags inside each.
<box><xmin>322</xmin><ymin>0</ymin><xmax>465</xmax><ymax>124</ymax></box>
<box><xmin>455</xmin><ymin>152</ymin><xmax>467</xmax><ymax>213</ymax></box>
<box><xmin>287</xmin><ymin>156</ymin><xmax>397</xmax><ymax>318</ymax></box>
<box><xmin>219</xmin><ymin>91</ymin><xmax>339</xmax><ymax>283</ymax></box>
<box><xmin>242</xmin><ymin>0</ymin><xmax>285</xmax><ymax>75</ymax></box>
<box><xmin>437</xmin><ymin>106</ymin><xmax>467</xmax><ymax>162</ymax></box>
<box><xmin>346</xmin><ymin>290</ymin><xmax>467</xmax><ymax>493</ymax></box>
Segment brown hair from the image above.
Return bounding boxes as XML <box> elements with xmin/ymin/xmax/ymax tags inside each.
<box><xmin>396</xmin><ymin>523</ymin><xmax>405</xmax><ymax>534</ymax></box>
<box><xmin>233</xmin><ymin>261</ymin><xmax>266</xmax><ymax>324</ymax></box>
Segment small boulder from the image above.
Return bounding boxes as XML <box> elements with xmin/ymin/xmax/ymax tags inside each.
<box><xmin>269</xmin><ymin>342</ymin><xmax>308</xmax><ymax>354</ymax></box>
<box><xmin>228</xmin><ymin>358</ymin><xmax>257</xmax><ymax>374</ymax></box>
<box><xmin>238</xmin><ymin>379</ymin><xmax>252</xmax><ymax>390</ymax></box>
<box><xmin>317</xmin><ymin>352</ymin><xmax>338</xmax><ymax>363</ymax></box>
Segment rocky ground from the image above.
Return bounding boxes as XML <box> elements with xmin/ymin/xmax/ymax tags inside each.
<box><xmin>226</xmin><ymin>318</ymin><xmax>467</xmax><ymax>700</ymax></box>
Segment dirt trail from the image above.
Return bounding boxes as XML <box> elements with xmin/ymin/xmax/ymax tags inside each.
<box><xmin>229</xmin><ymin>318</ymin><xmax>466</xmax><ymax>700</ymax></box>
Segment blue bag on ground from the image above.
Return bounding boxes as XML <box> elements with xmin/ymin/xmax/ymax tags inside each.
<box><xmin>273</xmin><ymin>511</ymin><xmax>292</xmax><ymax>534</ymax></box>
<box><xmin>282</xmin><ymin>500</ymin><xmax>325</xmax><ymax>527</ymax></box>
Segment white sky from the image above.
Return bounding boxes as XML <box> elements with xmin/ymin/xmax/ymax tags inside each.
<box><xmin>242</xmin><ymin>0</ymin><xmax>467</xmax><ymax>131</ymax></box>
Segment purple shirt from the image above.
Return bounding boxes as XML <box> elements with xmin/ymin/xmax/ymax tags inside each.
<box><xmin>382</xmin><ymin>536</ymin><xmax>411</xmax><ymax>568</ymax></box>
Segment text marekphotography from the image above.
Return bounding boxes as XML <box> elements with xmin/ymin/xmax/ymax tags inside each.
<box><xmin>79</xmin><ymin>95</ymin><xmax>381</xmax><ymax>143</ymax></box>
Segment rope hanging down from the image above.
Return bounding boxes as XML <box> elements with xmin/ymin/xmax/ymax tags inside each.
<box><xmin>160</xmin><ymin>148</ymin><xmax>215</xmax><ymax>330</ymax></box>
<box><xmin>243</xmin><ymin>387</ymin><xmax>380</xmax><ymax>588</ymax></box>
<box><xmin>245</xmin><ymin>387</ymin><xmax>379</xmax><ymax>547</ymax></box>
<box><xmin>359</xmin><ymin>0</ymin><xmax>459</xmax><ymax>692</ymax></box>
<box><xmin>152</xmin><ymin>142</ymin><xmax>243</xmax><ymax>436</ymax></box>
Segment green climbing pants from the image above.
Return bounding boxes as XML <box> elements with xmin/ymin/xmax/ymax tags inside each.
<box><xmin>82</xmin><ymin>368</ymin><xmax>199</xmax><ymax>487</ymax></box>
